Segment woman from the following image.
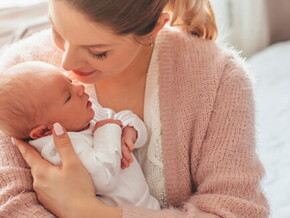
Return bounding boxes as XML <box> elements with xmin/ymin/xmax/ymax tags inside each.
<box><xmin>0</xmin><ymin>0</ymin><xmax>269</xmax><ymax>217</ymax></box>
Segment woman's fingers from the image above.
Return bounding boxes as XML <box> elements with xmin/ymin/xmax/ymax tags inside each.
<box><xmin>13</xmin><ymin>137</ymin><xmax>49</xmax><ymax>168</ymax></box>
<box><xmin>52</xmin><ymin>123</ymin><xmax>80</xmax><ymax>167</ymax></box>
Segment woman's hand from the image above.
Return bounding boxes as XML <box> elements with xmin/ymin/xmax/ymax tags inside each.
<box><xmin>14</xmin><ymin>122</ymin><xmax>121</xmax><ymax>218</ymax></box>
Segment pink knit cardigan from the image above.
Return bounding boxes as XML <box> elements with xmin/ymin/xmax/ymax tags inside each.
<box><xmin>0</xmin><ymin>28</ymin><xmax>269</xmax><ymax>217</ymax></box>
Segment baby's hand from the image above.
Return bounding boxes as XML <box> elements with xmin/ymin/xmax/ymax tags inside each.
<box><xmin>94</xmin><ymin>119</ymin><xmax>123</xmax><ymax>132</ymax></box>
<box><xmin>121</xmin><ymin>126</ymin><xmax>137</xmax><ymax>169</ymax></box>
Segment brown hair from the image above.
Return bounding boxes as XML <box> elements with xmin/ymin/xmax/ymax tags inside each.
<box><xmin>62</xmin><ymin>0</ymin><xmax>218</xmax><ymax>40</ymax></box>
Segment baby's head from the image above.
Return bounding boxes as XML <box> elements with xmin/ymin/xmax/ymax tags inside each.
<box><xmin>0</xmin><ymin>61</ymin><xmax>95</xmax><ymax>139</ymax></box>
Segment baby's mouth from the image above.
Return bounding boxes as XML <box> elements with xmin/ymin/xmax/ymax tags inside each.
<box><xmin>87</xmin><ymin>100</ymin><xmax>92</xmax><ymax>108</ymax></box>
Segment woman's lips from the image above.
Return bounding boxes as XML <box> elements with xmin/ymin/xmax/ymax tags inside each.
<box><xmin>72</xmin><ymin>70</ymin><xmax>96</xmax><ymax>77</ymax></box>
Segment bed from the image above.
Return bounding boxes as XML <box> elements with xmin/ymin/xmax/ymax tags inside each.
<box><xmin>248</xmin><ymin>40</ymin><xmax>290</xmax><ymax>218</ymax></box>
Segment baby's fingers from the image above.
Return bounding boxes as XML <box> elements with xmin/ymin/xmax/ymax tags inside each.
<box><xmin>121</xmin><ymin>145</ymin><xmax>133</xmax><ymax>164</ymax></box>
<box><xmin>125</xmin><ymin>139</ymin><xmax>134</xmax><ymax>151</ymax></box>
<box><xmin>121</xmin><ymin>157</ymin><xmax>129</xmax><ymax>169</ymax></box>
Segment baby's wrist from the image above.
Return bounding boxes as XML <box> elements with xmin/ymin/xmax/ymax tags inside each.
<box><xmin>94</xmin><ymin>119</ymin><xmax>122</xmax><ymax>131</ymax></box>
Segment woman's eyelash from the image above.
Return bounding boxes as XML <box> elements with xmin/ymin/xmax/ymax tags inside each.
<box><xmin>88</xmin><ymin>51</ymin><xmax>108</xmax><ymax>59</ymax></box>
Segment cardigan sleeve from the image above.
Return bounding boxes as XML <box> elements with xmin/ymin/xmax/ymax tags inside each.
<box><xmin>0</xmin><ymin>30</ymin><xmax>61</xmax><ymax>217</ymax></box>
<box><xmin>0</xmin><ymin>132</ymin><xmax>56</xmax><ymax>217</ymax></box>
<box><xmin>122</xmin><ymin>59</ymin><xmax>269</xmax><ymax>217</ymax></box>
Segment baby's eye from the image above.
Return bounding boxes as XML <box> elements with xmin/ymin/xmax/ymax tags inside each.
<box><xmin>65</xmin><ymin>95</ymin><xmax>71</xmax><ymax>103</ymax></box>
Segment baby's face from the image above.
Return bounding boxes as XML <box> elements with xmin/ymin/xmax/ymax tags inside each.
<box><xmin>29</xmin><ymin>63</ymin><xmax>95</xmax><ymax>132</ymax></box>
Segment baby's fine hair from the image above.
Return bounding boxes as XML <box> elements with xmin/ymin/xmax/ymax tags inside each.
<box><xmin>0</xmin><ymin>63</ymin><xmax>41</xmax><ymax>139</ymax></box>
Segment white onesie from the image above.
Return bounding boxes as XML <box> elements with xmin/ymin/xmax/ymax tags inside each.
<box><xmin>29</xmin><ymin>100</ymin><xmax>160</xmax><ymax>209</ymax></box>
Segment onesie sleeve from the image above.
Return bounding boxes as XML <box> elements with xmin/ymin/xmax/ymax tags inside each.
<box><xmin>113</xmin><ymin>110</ymin><xmax>148</xmax><ymax>149</ymax></box>
<box><xmin>78</xmin><ymin>124</ymin><xmax>123</xmax><ymax>194</ymax></box>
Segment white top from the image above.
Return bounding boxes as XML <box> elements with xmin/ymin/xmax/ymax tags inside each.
<box><xmin>29</xmin><ymin>102</ymin><xmax>160</xmax><ymax>209</ymax></box>
<box><xmin>134</xmin><ymin>40</ymin><xmax>168</xmax><ymax>208</ymax></box>
<box><xmin>84</xmin><ymin>37</ymin><xmax>168</xmax><ymax>208</ymax></box>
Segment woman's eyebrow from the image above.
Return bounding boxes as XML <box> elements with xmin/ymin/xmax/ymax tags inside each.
<box><xmin>83</xmin><ymin>44</ymin><xmax>112</xmax><ymax>48</ymax></box>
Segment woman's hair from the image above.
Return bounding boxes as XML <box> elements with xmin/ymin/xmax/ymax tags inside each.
<box><xmin>63</xmin><ymin>0</ymin><xmax>218</xmax><ymax>40</ymax></box>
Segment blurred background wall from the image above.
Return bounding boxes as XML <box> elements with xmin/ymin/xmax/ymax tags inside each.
<box><xmin>0</xmin><ymin>0</ymin><xmax>290</xmax><ymax>57</ymax></box>
<box><xmin>267</xmin><ymin>0</ymin><xmax>290</xmax><ymax>44</ymax></box>
<box><xmin>212</xmin><ymin>0</ymin><xmax>290</xmax><ymax>57</ymax></box>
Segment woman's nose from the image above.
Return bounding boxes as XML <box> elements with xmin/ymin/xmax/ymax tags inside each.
<box><xmin>61</xmin><ymin>43</ymin><xmax>81</xmax><ymax>71</ymax></box>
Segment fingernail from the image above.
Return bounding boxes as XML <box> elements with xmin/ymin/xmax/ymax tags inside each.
<box><xmin>10</xmin><ymin>137</ymin><xmax>16</xmax><ymax>145</ymax></box>
<box><xmin>54</xmin><ymin>123</ymin><xmax>64</xmax><ymax>136</ymax></box>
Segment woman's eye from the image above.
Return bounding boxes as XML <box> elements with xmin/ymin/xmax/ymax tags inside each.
<box><xmin>88</xmin><ymin>50</ymin><xmax>108</xmax><ymax>60</ymax></box>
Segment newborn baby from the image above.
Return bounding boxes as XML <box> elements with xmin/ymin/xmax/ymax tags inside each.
<box><xmin>0</xmin><ymin>61</ymin><xmax>159</xmax><ymax>209</ymax></box>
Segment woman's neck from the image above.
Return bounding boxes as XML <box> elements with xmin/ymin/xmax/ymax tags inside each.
<box><xmin>97</xmin><ymin>45</ymin><xmax>153</xmax><ymax>87</ymax></box>
<box><xmin>94</xmin><ymin>45</ymin><xmax>153</xmax><ymax>119</ymax></box>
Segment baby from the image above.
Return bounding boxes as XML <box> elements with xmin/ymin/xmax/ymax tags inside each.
<box><xmin>0</xmin><ymin>61</ymin><xmax>159</xmax><ymax>209</ymax></box>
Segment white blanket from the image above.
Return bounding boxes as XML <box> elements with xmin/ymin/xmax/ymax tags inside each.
<box><xmin>248</xmin><ymin>40</ymin><xmax>290</xmax><ymax>218</ymax></box>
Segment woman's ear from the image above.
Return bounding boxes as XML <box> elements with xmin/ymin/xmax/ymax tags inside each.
<box><xmin>151</xmin><ymin>12</ymin><xmax>170</xmax><ymax>38</ymax></box>
<box><xmin>29</xmin><ymin>125</ymin><xmax>53</xmax><ymax>139</ymax></box>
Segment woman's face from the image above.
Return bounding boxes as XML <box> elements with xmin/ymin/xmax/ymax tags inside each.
<box><xmin>48</xmin><ymin>0</ymin><xmax>146</xmax><ymax>84</ymax></box>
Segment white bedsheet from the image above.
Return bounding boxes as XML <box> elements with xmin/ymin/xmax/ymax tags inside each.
<box><xmin>248</xmin><ymin>40</ymin><xmax>290</xmax><ymax>218</ymax></box>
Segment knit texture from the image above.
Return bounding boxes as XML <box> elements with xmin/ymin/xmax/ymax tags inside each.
<box><xmin>134</xmin><ymin>39</ymin><xmax>168</xmax><ymax>208</ymax></box>
<box><xmin>0</xmin><ymin>27</ymin><xmax>269</xmax><ymax>217</ymax></box>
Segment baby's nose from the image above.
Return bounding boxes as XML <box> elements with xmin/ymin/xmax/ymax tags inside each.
<box><xmin>76</xmin><ymin>84</ymin><xmax>85</xmax><ymax>96</ymax></box>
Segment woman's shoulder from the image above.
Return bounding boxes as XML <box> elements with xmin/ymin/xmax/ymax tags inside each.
<box><xmin>157</xmin><ymin>26</ymin><xmax>249</xmax><ymax>83</ymax></box>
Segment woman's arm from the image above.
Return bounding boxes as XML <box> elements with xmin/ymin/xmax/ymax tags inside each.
<box><xmin>0</xmin><ymin>131</ymin><xmax>55</xmax><ymax>217</ymax></box>
<box><xmin>123</xmin><ymin>58</ymin><xmax>269</xmax><ymax>217</ymax></box>
<box><xmin>14</xmin><ymin>123</ymin><xmax>122</xmax><ymax>218</ymax></box>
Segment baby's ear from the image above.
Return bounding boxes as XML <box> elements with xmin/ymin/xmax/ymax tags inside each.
<box><xmin>29</xmin><ymin>125</ymin><xmax>52</xmax><ymax>139</ymax></box>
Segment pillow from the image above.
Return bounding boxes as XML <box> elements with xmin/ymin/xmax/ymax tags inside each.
<box><xmin>248</xmin><ymin>40</ymin><xmax>290</xmax><ymax>218</ymax></box>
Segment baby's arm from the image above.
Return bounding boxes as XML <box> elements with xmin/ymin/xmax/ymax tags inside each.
<box><xmin>85</xmin><ymin>123</ymin><xmax>123</xmax><ymax>194</ymax></box>
<box><xmin>92</xmin><ymin>104</ymin><xmax>146</xmax><ymax>167</ymax></box>
<box><xmin>92</xmin><ymin>103</ymin><xmax>147</xmax><ymax>148</ymax></box>
<box><xmin>114</xmin><ymin>110</ymin><xmax>147</xmax><ymax>149</ymax></box>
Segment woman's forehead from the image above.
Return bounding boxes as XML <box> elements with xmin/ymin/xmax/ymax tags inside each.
<box><xmin>48</xmin><ymin>0</ymin><xmax>125</xmax><ymax>47</ymax></box>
